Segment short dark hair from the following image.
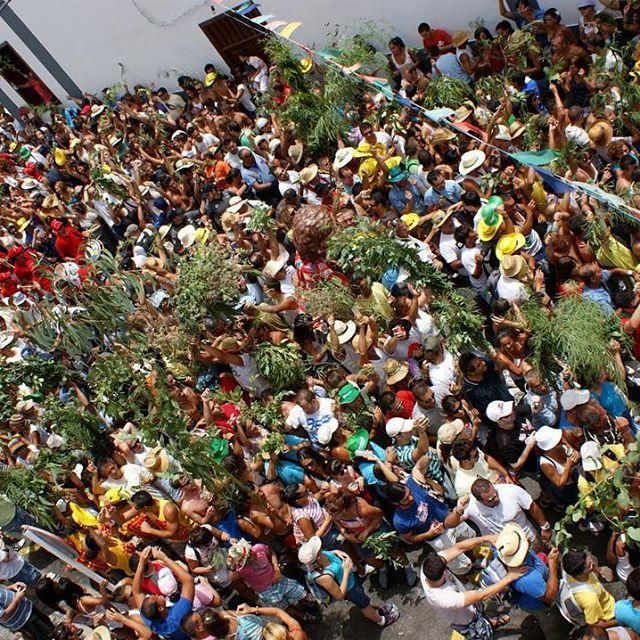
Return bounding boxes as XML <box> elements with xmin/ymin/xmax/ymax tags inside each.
<box><xmin>423</xmin><ymin>553</ymin><xmax>447</xmax><ymax>580</ymax></box>
<box><xmin>381</xmin><ymin>481</ymin><xmax>408</xmax><ymax>504</ymax></box>
<box><xmin>389</xmin><ymin>36</ymin><xmax>406</xmax><ymax>48</ymax></box>
<box><xmin>457</xmin><ymin>351</ymin><xmax>477</xmax><ymax>375</ymax></box>
<box><xmin>418</xmin><ymin>23</ymin><xmax>431</xmax><ymax>33</ymax></box>
<box><xmin>131</xmin><ymin>490</ymin><xmax>154</xmax><ymax>509</ymax></box>
<box><xmin>190</xmin><ymin>526</ymin><xmax>214</xmax><ymax>548</ymax></box>
<box><xmin>471</xmin><ymin>478</ymin><xmax>493</xmax><ymax>500</ymax></box>
<box><xmin>562</xmin><ymin>550</ymin><xmax>587</xmax><ymax>577</ymax></box>
<box><xmin>379</xmin><ymin>391</ymin><xmax>397</xmax><ymax>412</ymax></box>
<box><xmin>627</xmin><ymin>567</ymin><xmax>640</xmax><ymax>600</ymax></box>
<box><xmin>141</xmin><ymin>597</ymin><xmax>162</xmax><ymax>620</ymax></box>
<box><xmin>451</xmin><ymin>439</ymin><xmax>476</xmax><ymax>463</ymax></box>
<box><xmin>570</xmin><ymin>626</ymin><xmax>608</xmax><ymax>640</ymax></box>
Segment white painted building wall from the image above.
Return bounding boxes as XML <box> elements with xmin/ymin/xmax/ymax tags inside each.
<box><xmin>0</xmin><ymin>0</ymin><xmax>587</xmax><ymax>106</ymax></box>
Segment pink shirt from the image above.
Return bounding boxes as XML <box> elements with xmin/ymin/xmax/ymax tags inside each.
<box><xmin>236</xmin><ymin>544</ymin><xmax>275</xmax><ymax>593</ymax></box>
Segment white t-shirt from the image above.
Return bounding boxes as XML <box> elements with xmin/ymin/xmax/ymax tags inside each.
<box><xmin>286</xmin><ymin>397</ymin><xmax>335</xmax><ymax>447</ymax></box>
<box><xmin>420</xmin><ymin>562</ymin><xmax>476</xmax><ymax>626</ymax></box>
<box><xmin>184</xmin><ymin>525</ymin><xmax>232</xmax><ymax>587</ymax></box>
<box><xmin>439</xmin><ymin>233</ymin><xmax>464</xmax><ymax>273</ymax></box>
<box><xmin>460</xmin><ymin>245</ymin><xmax>487</xmax><ymax>293</ymax></box>
<box><xmin>230</xmin><ymin>353</ymin><xmax>269</xmax><ymax>397</ymax></box>
<box><xmin>237</xmin><ymin>84</ymin><xmax>256</xmax><ymax>112</ymax></box>
<box><xmin>461</xmin><ymin>484</ymin><xmax>536</xmax><ymax>542</ymax></box>
<box><xmin>496</xmin><ymin>274</ymin><xmax>529</xmax><ymax>304</ymax></box>
<box><xmin>427</xmin><ymin>350</ymin><xmax>456</xmax><ymax>406</ymax></box>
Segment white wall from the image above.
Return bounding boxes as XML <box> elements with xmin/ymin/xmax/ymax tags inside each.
<box><xmin>2</xmin><ymin>0</ymin><xmax>584</xmax><ymax>105</ymax></box>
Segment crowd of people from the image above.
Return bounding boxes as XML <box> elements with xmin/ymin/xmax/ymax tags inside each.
<box><xmin>5</xmin><ymin>1</ymin><xmax>640</xmax><ymax>640</ymax></box>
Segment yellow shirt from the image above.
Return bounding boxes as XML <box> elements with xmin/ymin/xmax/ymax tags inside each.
<box><xmin>569</xmin><ymin>574</ymin><xmax>616</xmax><ymax>624</ymax></box>
<box><xmin>577</xmin><ymin>444</ymin><xmax>624</xmax><ymax>509</ymax></box>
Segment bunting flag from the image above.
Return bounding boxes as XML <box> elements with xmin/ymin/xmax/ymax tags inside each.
<box><xmin>279</xmin><ymin>21</ymin><xmax>303</xmax><ymax>39</ymax></box>
<box><xmin>315</xmin><ymin>49</ymin><xmax>343</xmax><ymax>60</ymax></box>
<box><xmin>532</xmin><ymin>167</ymin><xmax>574</xmax><ymax>194</ymax></box>
<box><xmin>265</xmin><ymin>20</ymin><xmax>287</xmax><ymax>30</ymax></box>
<box><xmin>251</xmin><ymin>13</ymin><xmax>274</xmax><ymax>24</ymax></box>
<box><xmin>511</xmin><ymin>149</ymin><xmax>557</xmax><ymax>166</ymax></box>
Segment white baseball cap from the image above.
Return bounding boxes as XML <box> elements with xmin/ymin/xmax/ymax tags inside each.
<box><xmin>560</xmin><ymin>388</ymin><xmax>590</xmax><ymax>411</ymax></box>
<box><xmin>580</xmin><ymin>441</ymin><xmax>602</xmax><ymax>472</ymax></box>
<box><xmin>486</xmin><ymin>400</ymin><xmax>514</xmax><ymax>423</ymax></box>
<box><xmin>385</xmin><ymin>417</ymin><xmax>414</xmax><ymax>438</ymax></box>
<box><xmin>534</xmin><ymin>425</ymin><xmax>563</xmax><ymax>451</ymax></box>
<box><xmin>298</xmin><ymin>535</ymin><xmax>322</xmax><ymax>564</ymax></box>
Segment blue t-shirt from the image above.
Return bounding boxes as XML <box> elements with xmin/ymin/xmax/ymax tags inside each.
<box><xmin>141</xmin><ymin>596</ymin><xmax>192</xmax><ymax>640</ymax></box>
<box><xmin>392</xmin><ymin>477</ymin><xmax>449</xmax><ymax>536</ymax></box>
<box><xmin>614</xmin><ymin>599</ymin><xmax>640</xmax><ymax>633</ymax></box>
<box><xmin>510</xmin><ymin>551</ymin><xmax>548</xmax><ymax>610</ymax></box>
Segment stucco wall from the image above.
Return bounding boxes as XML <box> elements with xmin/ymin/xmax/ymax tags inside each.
<box><xmin>0</xmin><ymin>0</ymin><xmax>587</xmax><ymax>106</ymax></box>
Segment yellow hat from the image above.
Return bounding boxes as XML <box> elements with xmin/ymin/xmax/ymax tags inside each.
<box><xmin>54</xmin><ymin>148</ymin><xmax>66</xmax><ymax>166</ymax></box>
<box><xmin>194</xmin><ymin>227</ymin><xmax>210</xmax><ymax>244</ymax></box>
<box><xmin>8</xmin><ymin>142</ymin><xmax>17</xmax><ymax>152</ymax></box>
<box><xmin>353</xmin><ymin>142</ymin><xmax>373</xmax><ymax>158</ymax></box>
<box><xmin>384</xmin><ymin>156</ymin><xmax>402</xmax><ymax>170</ymax></box>
<box><xmin>204</xmin><ymin>72</ymin><xmax>218</xmax><ymax>87</ymax></box>
<box><xmin>69</xmin><ymin>503</ymin><xmax>100</xmax><ymax>528</ymax></box>
<box><xmin>495</xmin><ymin>232</ymin><xmax>526</xmax><ymax>261</ymax></box>
<box><xmin>16</xmin><ymin>217</ymin><xmax>30</xmax><ymax>233</ymax></box>
<box><xmin>299</xmin><ymin>57</ymin><xmax>313</xmax><ymax>73</ymax></box>
<box><xmin>401</xmin><ymin>213</ymin><xmax>421</xmax><ymax>230</ymax></box>
<box><xmin>102</xmin><ymin>487</ymin><xmax>131</xmax><ymax>505</ymax></box>
<box><xmin>477</xmin><ymin>214</ymin><xmax>504</xmax><ymax>242</ymax></box>
<box><xmin>358</xmin><ymin>157</ymin><xmax>378</xmax><ymax>179</ymax></box>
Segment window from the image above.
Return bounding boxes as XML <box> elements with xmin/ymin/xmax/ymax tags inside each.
<box><xmin>0</xmin><ymin>42</ymin><xmax>58</xmax><ymax>106</ymax></box>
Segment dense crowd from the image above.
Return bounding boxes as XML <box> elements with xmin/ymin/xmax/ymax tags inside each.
<box><xmin>5</xmin><ymin>2</ymin><xmax>640</xmax><ymax>640</ymax></box>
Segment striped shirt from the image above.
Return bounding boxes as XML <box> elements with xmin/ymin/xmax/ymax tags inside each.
<box><xmin>292</xmin><ymin>498</ymin><xmax>327</xmax><ymax>545</ymax></box>
<box><xmin>0</xmin><ymin>585</ymin><xmax>32</xmax><ymax>631</ymax></box>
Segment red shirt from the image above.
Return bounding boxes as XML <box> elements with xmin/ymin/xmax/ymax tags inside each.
<box><xmin>54</xmin><ymin>226</ymin><xmax>83</xmax><ymax>259</ymax></box>
<box><xmin>422</xmin><ymin>29</ymin><xmax>452</xmax><ymax>50</ymax></box>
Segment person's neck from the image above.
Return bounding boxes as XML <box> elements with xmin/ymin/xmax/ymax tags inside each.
<box><xmin>574</xmin><ymin>572</ymin><xmax>590</xmax><ymax>582</ymax></box>
<box><xmin>428</xmin><ymin>576</ymin><xmax>446</xmax><ymax>587</ymax></box>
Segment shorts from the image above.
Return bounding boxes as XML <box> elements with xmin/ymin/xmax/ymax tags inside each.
<box><xmin>259</xmin><ymin>576</ymin><xmax>305</xmax><ymax>606</ymax></box>
<box><xmin>346</xmin><ymin>582</ymin><xmax>371</xmax><ymax>609</ymax></box>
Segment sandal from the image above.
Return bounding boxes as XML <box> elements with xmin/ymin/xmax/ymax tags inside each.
<box><xmin>488</xmin><ymin>614</ymin><xmax>510</xmax><ymax>629</ymax></box>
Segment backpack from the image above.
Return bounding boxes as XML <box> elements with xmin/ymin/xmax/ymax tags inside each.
<box><xmin>305</xmin><ymin>570</ymin><xmax>332</xmax><ymax>606</ymax></box>
<box><xmin>556</xmin><ymin>574</ymin><xmax>598</xmax><ymax>626</ymax></box>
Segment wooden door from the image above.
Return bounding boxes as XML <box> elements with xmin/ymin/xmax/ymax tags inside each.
<box><xmin>199</xmin><ymin>10</ymin><xmax>268</xmax><ymax>74</ymax></box>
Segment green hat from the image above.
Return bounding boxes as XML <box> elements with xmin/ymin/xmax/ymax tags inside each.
<box><xmin>210</xmin><ymin>437</ymin><xmax>229</xmax><ymax>464</ymax></box>
<box><xmin>345</xmin><ymin>428</ymin><xmax>370</xmax><ymax>459</ymax></box>
<box><xmin>387</xmin><ymin>165</ymin><xmax>407</xmax><ymax>184</ymax></box>
<box><xmin>19</xmin><ymin>147</ymin><xmax>31</xmax><ymax>160</ymax></box>
<box><xmin>338</xmin><ymin>383</ymin><xmax>360</xmax><ymax>405</ymax></box>
<box><xmin>480</xmin><ymin>196</ymin><xmax>504</xmax><ymax>227</ymax></box>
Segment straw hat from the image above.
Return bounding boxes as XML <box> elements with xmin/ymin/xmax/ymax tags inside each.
<box><xmin>588</xmin><ymin>121</ymin><xmax>613</xmax><ymax>147</ymax></box>
<box><xmin>496</xmin><ymin>522</ymin><xmax>530</xmax><ymax>567</ymax></box>
<box><xmin>143</xmin><ymin>446</ymin><xmax>170</xmax><ymax>473</ymax></box>
<box><xmin>430</xmin><ymin>128</ymin><xmax>456</xmax><ymax>145</ymax></box>
<box><xmin>333</xmin><ymin>147</ymin><xmax>354</xmax><ymax>171</ymax></box>
<box><xmin>175</xmin><ymin>159</ymin><xmax>195</xmax><ymax>172</ymax></box>
<box><xmin>453</xmin><ymin>104</ymin><xmax>473</xmax><ymax>122</ymax></box>
<box><xmin>226</xmin><ymin>195</ymin><xmax>247</xmax><ymax>214</ymax></box>
<box><xmin>458</xmin><ymin>149</ymin><xmax>486</xmax><ymax>176</ymax></box>
<box><xmin>177</xmin><ymin>225</ymin><xmax>196</xmax><ymax>248</ymax></box>
<box><xmin>20</xmin><ymin>178</ymin><xmax>39</xmax><ymax>190</ymax></box>
<box><xmin>495</xmin><ymin>232</ymin><xmax>526</xmax><ymax>261</ymax></box>
<box><xmin>263</xmin><ymin>254</ymin><xmax>287</xmax><ymax>279</ymax></box>
<box><xmin>432</xmin><ymin>209</ymin><xmax>453</xmax><ymax>228</ymax></box>
<box><xmin>351</xmin><ymin>332</ymin><xmax>373</xmax><ymax>352</ymax></box>
<box><xmin>494</xmin><ymin>124</ymin><xmax>512</xmax><ymax>142</ymax></box>
<box><xmin>383</xmin><ymin>358</ymin><xmax>409</xmax><ymax>385</ymax></box>
<box><xmin>437</xmin><ymin>419</ymin><xmax>465</xmax><ymax>445</ymax></box>
<box><xmin>87</xmin><ymin>626</ymin><xmax>112</xmax><ymax>640</ymax></box>
<box><xmin>0</xmin><ymin>330</ymin><xmax>15</xmax><ymax>350</ymax></box>
<box><xmin>452</xmin><ymin>31</ymin><xmax>470</xmax><ymax>48</ymax></box>
<box><xmin>288</xmin><ymin>142</ymin><xmax>304</xmax><ymax>164</ymax></box>
<box><xmin>42</xmin><ymin>194</ymin><xmax>59</xmax><ymax>210</ymax></box>
<box><xmin>333</xmin><ymin>320</ymin><xmax>357</xmax><ymax>345</ymax></box>
<box><xmin>158</xmin><ymin>224</ymin><xmax>172</xmax><ymax>240</ymax></box>
<box><xmin>500</xmin><ymin>254</ymin><xmax>528</xmax><ymax>279</ymax></box>
<box><xmin>90</xmin><ymin>104</ymin><xmax>105</xmax><ymax>118</ymax></box>
<box><xmin>508</xmin><ymin>120</ymin><xmax>526</xmax><ymax>139</ymax></box>
<box><xmin>299</xmin><ymin>164</ymin><xmax>319</xmax><ymax>185</ymax></box>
